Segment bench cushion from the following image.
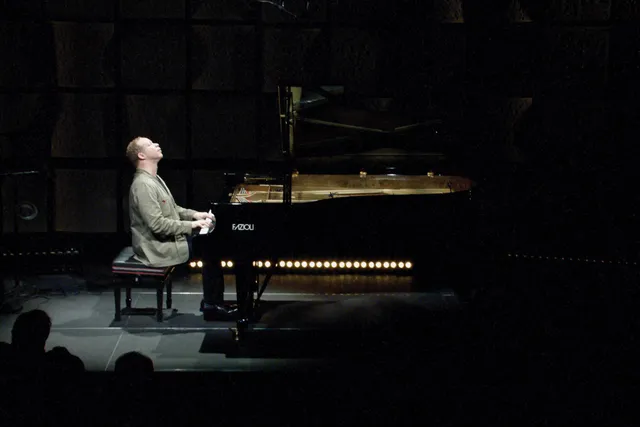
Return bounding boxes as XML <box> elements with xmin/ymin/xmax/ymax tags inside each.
<box><xmin>112</xmin><ymin>247</ymin><xmax>172</xmax><ymax>277</ymax></box>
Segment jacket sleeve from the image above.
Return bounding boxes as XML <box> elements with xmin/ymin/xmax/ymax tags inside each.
<box><xmin>176</xmin><ymin>204</ymin><xmax>196</xmax><ymax>221</ymax></box>
<box><xmin>131</xmin><ymin>180</ymin><xmax>192</xmax><ymax>237</ymax></box>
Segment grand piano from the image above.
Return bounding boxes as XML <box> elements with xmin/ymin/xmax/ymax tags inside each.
<box><xmin>193</xmin><ymin>85</ymin><xmax>483</xmax><ymax>337</ymax></box>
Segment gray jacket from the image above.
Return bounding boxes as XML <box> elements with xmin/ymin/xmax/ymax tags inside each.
<box><xmin>129</xmin><ymin>169</ymin><xmax>195</xmax><ymax>267</ymax></box>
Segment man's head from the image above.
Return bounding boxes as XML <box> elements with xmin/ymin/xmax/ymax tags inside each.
<box><xmin>11</xmin><ymin>309</ymin><xmax>52</xmax><ymax>353</ymax></box>
<box><xmin>125</xmin><ymin>136</ymin><xmax>163</xmax><ymax>167</ymax></box>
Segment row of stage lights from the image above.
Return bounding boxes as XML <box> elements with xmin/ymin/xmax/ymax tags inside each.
<box><xmin>189</xmin><ymin>260</ymin><xmax>413</xmax><ymax>270</ymax></box>
<box><xmin>2</xmin><ymin>249</ymin><xmax>80</xmax><ymax>257</ymax></box>
<box><xmin>508</xmin><ymin>253</ymin><xmax>638</xmax><ymax>265</ymax></box>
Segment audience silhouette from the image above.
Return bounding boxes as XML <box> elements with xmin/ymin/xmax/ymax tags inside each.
<box><xmin>114</xmin><ymin>351</ymin><xmax>154</xmax><ymax>374</ymax></box>
<box><xmin>0</xmin><ymin>309</ymin><xmax>84</xmax><ymax>375</ymax></box>
<box><xmin>11</xmin><ymin>308</ymin><xmax>52</xmax><ymax>352</ymax></box>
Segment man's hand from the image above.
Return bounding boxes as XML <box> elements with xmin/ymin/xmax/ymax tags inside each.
<box><xmin>191</xmin><ymin>219</ymin><xmax>211</xmax><ymax>229</ymax></box>
<box><xmin>193</xmin><ymin>211</ymin><xmax>215</xmax><ymax>221</ymax></box>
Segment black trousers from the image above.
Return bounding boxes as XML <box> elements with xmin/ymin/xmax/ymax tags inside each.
<box><xmin>187</xmin><ymin>236</ymin><xmax>224</xmax><ymax>305</ymax></box>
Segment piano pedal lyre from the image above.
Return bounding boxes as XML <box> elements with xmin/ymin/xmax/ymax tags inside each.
<box><xmin>231</xmin><ymin>318</ymin><xmax>250</xmax><ymax>342</ymax></box>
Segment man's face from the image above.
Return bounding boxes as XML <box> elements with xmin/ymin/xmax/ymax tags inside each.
<box><xmin>137</xmin><ymin>138</ymin><xmax>163</xmax><ymax>162</ymax></box>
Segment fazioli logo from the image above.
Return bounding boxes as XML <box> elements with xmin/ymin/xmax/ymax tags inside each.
<box><xmin>232</xmin><ymin>223</ymin><xmax>254</xmax><ymax>231</ymax></box>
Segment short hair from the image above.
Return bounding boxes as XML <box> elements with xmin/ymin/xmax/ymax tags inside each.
<box><xmin>114</xmin><ymin>351</ymin><xmax>154</xmax><ymax>374</ymax></box>
<box><xmin>125</xmin><ymin>136</ymin><xmax>146</xmax><ymax>166</ymax></box>
<box><xmin>11</xmin><ymin>309</ymin><xmax>52</xmax><ymax>352</ymax></box>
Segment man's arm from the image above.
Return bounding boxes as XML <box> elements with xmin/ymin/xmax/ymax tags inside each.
<box><xmin>132</xmin><ymin>181</ymin><xmax>192</xmax><ymax>237</ymax></box>
<box><xmin>175</xmin><ymin>204</ymin><xmax>197</xmax><ymax>221</ymax></box>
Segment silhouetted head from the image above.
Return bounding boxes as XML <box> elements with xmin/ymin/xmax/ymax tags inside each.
<box><xmin>11</xmin><ymin>309</ymin><xmax>52</xmax><ymax>353</ymax></box>
<box><xmin>114</xmin><ymin>351</ymin><xmax>154</xmax><ymax>374</ymax></box>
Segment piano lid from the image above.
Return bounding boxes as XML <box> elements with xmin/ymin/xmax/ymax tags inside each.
<box><xmin>293</xmin><ymin>86</ymin><xmax>440</xmax><ymax>134</ymax></box>
<box><xmin>279</xmin><ymin>85</ymin><xmax>453</xmax><ymax>174</ymax></box>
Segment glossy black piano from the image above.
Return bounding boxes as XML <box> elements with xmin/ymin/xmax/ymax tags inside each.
<box><xmin>193</xmin><ymin>85</ymin><xmax>484</xmax><ymax>333</ymax></box>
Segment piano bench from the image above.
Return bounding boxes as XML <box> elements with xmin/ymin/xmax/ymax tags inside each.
<box><xmin>111</xmin><ymin>247</ymin><xmax>175</xmax><ymax>322</ymax></box>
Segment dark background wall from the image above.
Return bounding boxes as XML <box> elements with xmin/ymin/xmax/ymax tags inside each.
<box><xmin>1</xmin><ymin>0</ymin><xmax>639</xmax><ymax>242</ymax></box>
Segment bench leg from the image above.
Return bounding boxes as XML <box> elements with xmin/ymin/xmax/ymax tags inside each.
<box><xmin>126</xmin><ymin>287</ymin><xmax>132</xmax><ymax>309</ymax></box>
<box><xmin>114</xmin><ymin>287</ymin><xmax>121</xmax><ymax>321</ymax></box>
<box><xmin>166</xmin><ymin>278</ymin><xmax>172</xmax><ymax>309</ymax></box>
<box><xmin>156</xmin><ymin>287</ymin><xmax>163</xmax><ymax>322</ymax></box>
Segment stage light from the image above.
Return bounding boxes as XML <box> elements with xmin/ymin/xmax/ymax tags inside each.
<box><xmin>196</xmin><ymin>261</ymin><xmax>203</xmax><ymax>268</ymax></box>
<box><xmin>207</xmin><ymin>257</ymin><xmax>413</xmax><ymax>274</ymax></box>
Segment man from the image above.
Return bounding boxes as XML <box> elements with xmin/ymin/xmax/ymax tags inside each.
<box><xmin>126</xmin><ymin>136</ymin><xmax>236</xmax><ymax>319</ymax></box>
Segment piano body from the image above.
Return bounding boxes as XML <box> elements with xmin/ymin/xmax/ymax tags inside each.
<box><xmin>223</xmin><ymin>172</ymin><xmax>475</xmax><ymax>260</ymax></box>
<box><xmin>193</xmin><ymin>85</ymin><xmax>482</xmax><ymax>335</ymax></box>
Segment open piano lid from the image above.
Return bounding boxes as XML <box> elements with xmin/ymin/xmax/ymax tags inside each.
<box><xmin>278</xmin><ymin>85</ymin><xmax>459</xmax><ymax>175</ymax></box>
<box><xmin>294</xmin><ymin>86</ymin><xmax>441</xmax><ymax>133</ymax></box>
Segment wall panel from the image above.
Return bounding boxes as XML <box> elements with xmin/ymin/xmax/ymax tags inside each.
<box><xmin>191</xmin><ymin>94</ymin><xmax>256</xmax><ymax>159</ymax></box>
<box><xmin>191</xmin><ymin>0</ymin><xmax>258</xmax><ymax>20</ymax></box>
<box><xmin>47</xmin><ymin>0</ymin><xmax>114</xmax><ymax>20</ymax></box>
<box><xmin>191</xmin><ymin>25</ymin><xmax>256</xmax><ymax>91</ymax></box>
<box><xmin>124</xmin><ymin>95</ymin><xmax>186</xmax><ymax>159</ymax></box>
<box><xmin>262</xmin><ymin>28</ymin><xmax>328</xmax><ymax>91</ymax></box>
<box><xmin>192</xmin><ymin>170</ymin><xmax>227</xmax><ymax>208</ymax></box>
<box><xmin>120</xmin><ymin>24</ymin><xmax>187</xmax><ymax>89</ymax></box>
<box><xmin>55</xmin><ymin>169</ymin><xmax>117</xmax><ymax>232</ymax></box>
<box><xmin>120</xmin><ymin>0</ymin><xmax>185</xmax><ymax>19</ymax></box>
<box><xmin>53</xmin><ymin>23</ymin><xmax>115</xmax><ymax>88</ymax></box>
<box><xmin>51</xmin><ymin>94</ymin><xmax>117</xmax><ymax>158</ymax></box>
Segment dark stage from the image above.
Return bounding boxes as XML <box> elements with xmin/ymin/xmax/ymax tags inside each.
<box><xmin>1</xmin><ymin>263</ymin><xmax>638</xmax><ymax>425</ymax></box>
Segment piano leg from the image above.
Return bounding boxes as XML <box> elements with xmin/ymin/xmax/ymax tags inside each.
<box><xmin>236</xmin><ymin>263</ymin><xmax>251</xmax><ymax>317</ymax></box>
<box><xmin>166</xmin><ymin>278</ymin><xmax>172</xmax><ymax>309</ymax></box>
<box><xmin>156</xmin><ymin>287</ymin><xmax>163</xmax><ymax>322</ymax></box>
<box><xmin>234</xmin><ymin>259</ymin><xmax>254</xmax><ymax>341</ymax></box>
<box><xmin>114</xmin><ymin>287</ymin><xmax>121</xmax><ymax>321</ymax></box>
<box><xmin>202</xmin><ymin>256</ymin><xmax>225</xmax><ymax>305</ymax></box>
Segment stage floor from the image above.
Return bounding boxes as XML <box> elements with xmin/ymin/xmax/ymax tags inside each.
<box><xmin>0</xmin><ymin>270</ymin><xmax>460</xmax><ymax>372</ymax></box>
